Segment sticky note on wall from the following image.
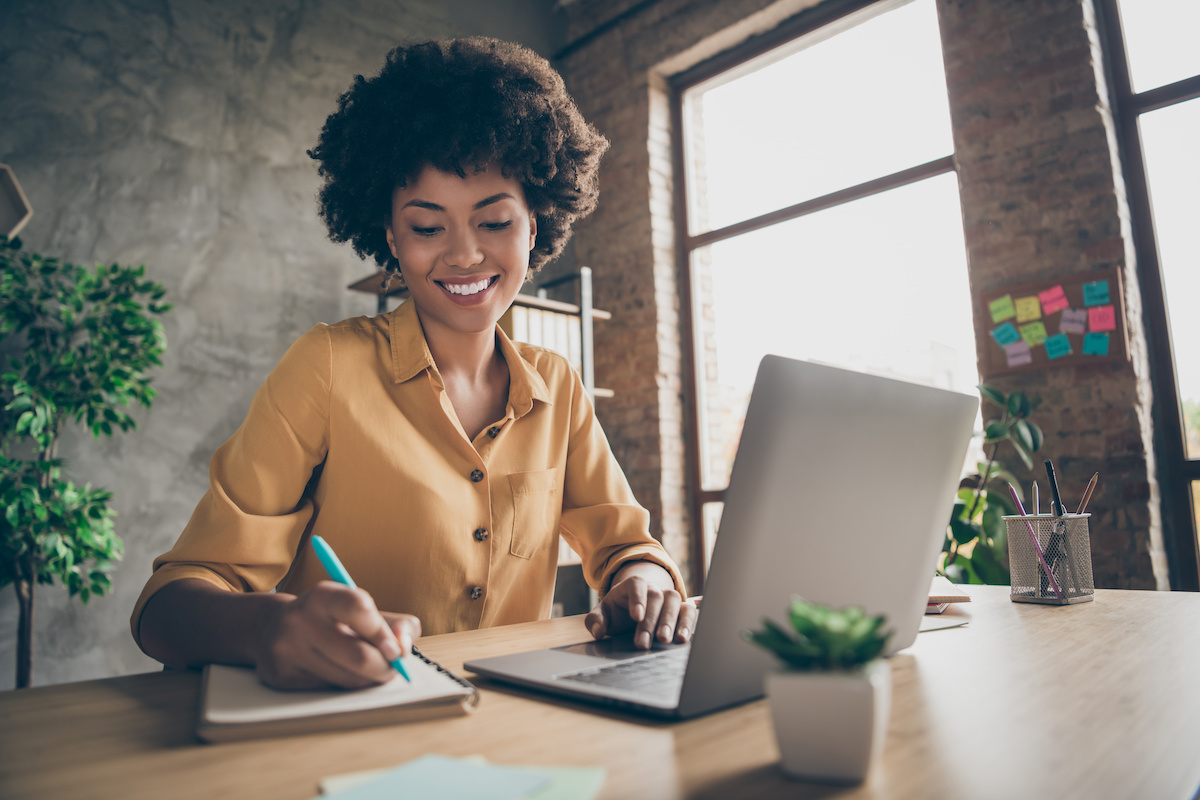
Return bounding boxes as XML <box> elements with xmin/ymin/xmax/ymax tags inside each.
<box><xmin>1015</xmin><ymin>296</ymin><xmax>1042</xmax><ymax>323</ymax></box>
<box><xmin>1083</xmin><ymin>280</ymin><xmax>1111</xmax><ymax>307</ymax></box>
<box><xmin>1083</xmin><ymin>332</ymin><xmax>1110</xmax><ymax>356</ymax></box>
<box><xmin>989</xmin><ymin>294</ymin><xmax>1017</xmax><ymax>323</ymax></box>
<box><xmin>991</xmin><ymin>322</ymin><xmax>1021</xmax><ymax>347</ymax></box>
<box><xmin>1044</xmin><ymin>333</ymin><xmax>1072</xmax><ymax>360</ymax></box>
<box><xmin>1089</xmin><ymin>304</ymin><xmax>1116</xmax><ymax>332</ymax></box>
<box><xmin>1059</xmin><ymin>308</ymin><xmax>1087</xmax><ymax>335</ymax></box>
<box><xmin>1019</xmin><ymin>321</ymin><xmax>1048</xmax><ymax>346</ymax></box>
<box><xmin>1005</xmin><ymin>340</ymin><xmax>1032</xmax><ymax>367</ymax></box>
<box><xmin>1038</xmin><ymin>285</ymin><xmax>1070</xmax><ymax>315</ymax></box>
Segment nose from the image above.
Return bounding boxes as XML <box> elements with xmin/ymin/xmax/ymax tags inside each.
<box><xmin>443</xmin><ymin>225</ymin><xmax>484</xmax><ymax>270</ymax></box>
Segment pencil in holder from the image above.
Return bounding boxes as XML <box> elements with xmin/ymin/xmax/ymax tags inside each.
<box><xmin>1004</xmin><ymin>513</ymin><xmax>1094</xmax><ymax>604</ymax></box>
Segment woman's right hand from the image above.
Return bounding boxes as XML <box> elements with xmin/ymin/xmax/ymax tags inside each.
<box><xmin>253</xmin><ymin>581</ymin><xmax>422</xmax><ymax>690</ymax></box>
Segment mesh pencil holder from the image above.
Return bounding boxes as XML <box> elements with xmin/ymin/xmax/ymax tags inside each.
<box><xmin>1004</xmin><ymin>514</ymin><xmax>1094</xmax><ymax>604</ymax></box>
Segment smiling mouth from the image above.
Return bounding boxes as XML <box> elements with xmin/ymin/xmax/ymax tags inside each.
<box><xmin>440</xmin><ymin>276</ymin><xmax>498</xmax><ymax>296</ymax></box>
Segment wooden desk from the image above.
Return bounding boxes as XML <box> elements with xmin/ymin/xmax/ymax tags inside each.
<box><xmin>2</xmin><ymin>586</ymin><xmax>1198</xmax><ymax>799</ymax></box>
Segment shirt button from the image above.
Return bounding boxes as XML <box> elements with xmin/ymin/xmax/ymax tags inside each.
<box><xmin>488</xmin><ymin>426</ymin><xmax>501</xmax><ymax>438</ymax></box>
<box><xmin>469</xmin><ymin>586</ymin><xmax>484</xmax><ymax>600</ymax></box>
<box><xmin>470</xmin><ymin>468</ymin><xmax>484</xmax><ymax>482</ymax></box>
<box><xmin>473</xmin><ymin>527</ymin><xmax>489</xmax><ymax>542</ymax></box>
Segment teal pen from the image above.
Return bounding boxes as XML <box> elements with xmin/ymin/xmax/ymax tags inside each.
<box><xmin>310</xmin><ymin>535</ymin><xmax>411</xmax><ymax>682</ymax></box>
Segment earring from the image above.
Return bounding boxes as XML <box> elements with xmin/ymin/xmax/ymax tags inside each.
<box><xmin>383</xmin><ymin>268</ymin><xmax>407</xmax><ymax>292</ymax></box>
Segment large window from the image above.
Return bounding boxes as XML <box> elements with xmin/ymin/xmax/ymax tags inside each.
<box><xmin>672</xmin><ymin>0</ymin><xmax>976</xmax><ymax>580</ymax></box>
<box><xmin>1101</xmin><ymin>0</ymin><xmax>1200</xmax><ymax>589</ymax></box>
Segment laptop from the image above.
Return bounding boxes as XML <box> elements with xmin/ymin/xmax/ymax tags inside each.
<box><xmin>464</xmin><ymin>355</ymin><xmax>978</xmax><ymax>719</ymax></box>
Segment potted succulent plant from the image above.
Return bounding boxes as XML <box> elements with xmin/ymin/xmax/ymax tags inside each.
<box><xmin>745</xmin><ymin>597</ymin><xmax>892</xmax><ymax>783</ymax></box>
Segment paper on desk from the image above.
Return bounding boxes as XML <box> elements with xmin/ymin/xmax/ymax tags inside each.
<box><xmin>919</xmin><ymin>613</ymin><xmax>969</xmax><ymax>632</ymax></box>
<box><xmin>318</xmin><ymin>755</ymin><xmax>605</xmax><ymax>800</ymax></box>
<box><xmin>318</xmin><ymin>755</ymin><xmax>547</xmax><ymax>800</ymax></box>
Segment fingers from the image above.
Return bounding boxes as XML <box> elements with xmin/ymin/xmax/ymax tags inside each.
<box><xmin>653</xmin><ymin>592</ymin><xmax>681</xmax><ymax>645</ymax></box>
<box><xmin>634</xmin><ymin>589</ymin><xmax>664</xmax><ymax>649</ymax></box>
<box><xmin>382</xmin><ymin>611</ymin><xmax>422</xmax><ymax>657</ymax></box>
<box><xmin>675</xmin><ymin>600</ymin><xmax>698</xmax><ymax>644</ymax></box>
<box><xmin>594</xmin><ymin>575</ymin><xmax>695</xmax><ymax>650</ymax></box>
<box><xmin>584</xmin><ymin>603</ymin><xmax>610</xmax><ymax>640</ymax></box>
<box><xmin>256</xmin><ymin>582</ymin><xmax>414</xmax><ymax>689</ymax></box>
<box><xmin>324</xmin><ymin>586</ymin><xmax>404</xmax><ymax>664</ymax></box>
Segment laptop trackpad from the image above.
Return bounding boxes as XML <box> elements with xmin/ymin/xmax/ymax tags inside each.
<box><xmin>553</xmin><ymin>637</ymin><xmax>686</xmax><ymax>660</ymax></box>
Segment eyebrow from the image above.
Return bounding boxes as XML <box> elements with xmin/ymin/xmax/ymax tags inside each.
<box><xmin>401</xmin><ymin>193</ymin><xmax>516</xmax><ymax>212</ymax></box>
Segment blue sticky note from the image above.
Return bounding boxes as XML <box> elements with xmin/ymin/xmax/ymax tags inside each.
<box><xmin>1083</xmin><ymin>331</ymin><xmax>1110</xmax><ymax>356</ymax></box>
<box><xmin>991</xmin><ymin>322</ymin><xmax>1021</xmax><ymax>347</ymax></box>
<box><xmin>1083</xmin><ymin>280</ymin><xmax>1110</xmax><ymax>307</ymax></box>
<box><xmin>328</xmin><ymin>756</ymin><xmax>549</xmax><ymax>800</ymax></box>
<box><xmin>1044</xmin><ymin>333</ymin><xmax>1072</xmax><ymax>360</ymax></box>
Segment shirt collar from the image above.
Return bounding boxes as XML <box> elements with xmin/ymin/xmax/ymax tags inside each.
<box><xmin>387</xmin><ymin>300</ymin><xmax>552</xmax><ymax>416</ymax></box>
<box><xmin>388</xmin><ymin>300</ymin><xmax>437</xmax><ymax>384</ymax></box>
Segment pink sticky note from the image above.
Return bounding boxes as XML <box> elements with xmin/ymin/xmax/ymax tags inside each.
<box><xmin>1039</xmin><ymin>285</ymin><xmax>1070</xmax><ymax>315</ymax></box>
<box><xmin>1089</xmin><ymin>304</ymin><xmax>1116</xmax><ymax>332</ymax></box>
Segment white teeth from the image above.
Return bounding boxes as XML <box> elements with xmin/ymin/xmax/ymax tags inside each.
<box><xmin>445</xmin><ymin>278</ymin><xmax>491</xmax><ymax>296</ymax></box>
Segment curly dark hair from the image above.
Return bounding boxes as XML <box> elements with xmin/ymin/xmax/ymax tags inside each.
<box><xmin>308</xmin><ymin>37</ymin><xmax>609</xmax><ymax>274</ymax></box>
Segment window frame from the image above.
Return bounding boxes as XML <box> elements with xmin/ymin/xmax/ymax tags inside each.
<box><xmin>668</xmin><ymin>0</ymin><xmax>956</xmax><ymax>585</ymax></box>
<box><xmin>1097</xmin><ymin>0</ymin><xmax>1200</xmax><ymax>591</ymax></box>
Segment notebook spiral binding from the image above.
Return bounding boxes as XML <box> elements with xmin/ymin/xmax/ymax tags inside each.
<box><xmin>412</xmin><ymin>645</ymin><xmax>482</xmax><ymax>708</ymax></box>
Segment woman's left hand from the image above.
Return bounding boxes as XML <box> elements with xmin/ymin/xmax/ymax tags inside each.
<box><xmin>585</xmin><ymin>561</ymin><xmax>697</xmax><ymax>649</ymax></box>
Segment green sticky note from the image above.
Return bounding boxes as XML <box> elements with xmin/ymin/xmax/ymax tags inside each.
<box><xmin>1083</xmin><ymin>331</ymin><xmax>1110</xmax><ymax>356</ymax></box>
<box><xmin>1044</xmin><ymin>333</ymin><xmax>1072</xmax><ymax>360</ymax></box>
<box><xmin>1019</xmin><ymin>321</ymin><xmax>1047</xmax><ymax>346</ymax></box>
<box><xmin>326</xmin><ymin>756</ymin><xmax>550</xmax><ymax>800</ymax></box>
<box><xmin>524</xmin><ymin>766</ymin><xmax>607</xmax><ymax>800</ymax></box>
<box><xmin>988</xmin><ymin>294</ymin><xmax>1016</xmax><ymax>323</ymax></box>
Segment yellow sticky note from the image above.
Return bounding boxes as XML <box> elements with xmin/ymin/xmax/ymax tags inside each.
<box><xmin>1015</xmin><ymin>296</ymin><xmax>1042</xmax><ymax>323</ymax></box>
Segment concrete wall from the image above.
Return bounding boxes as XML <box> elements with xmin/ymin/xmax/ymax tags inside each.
<box><xmin>0</xmin><ymin>0</ymin><xmax>565</xmax><ymax>688</ymax></box>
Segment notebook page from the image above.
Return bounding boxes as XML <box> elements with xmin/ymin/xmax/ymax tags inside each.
<box><xmin>204</xmin><ymin>657</ymin><xmax>469</xmax><ymax>724</ymax></box>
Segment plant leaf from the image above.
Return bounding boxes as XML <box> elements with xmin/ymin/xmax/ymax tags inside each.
<box><xmin>1007</xmin><ymin>392</ymin><xmax>1032</xmax><ymax>418</ymax></box>
<box><xmin>984</xmin><ymin>421</ymin><xmax>1009</xmax><ymax>441</ymax></box>
<box><xmin>978</xmin><ymin>384</ymin><xmax>1005</xmax><ymax>408</ymax></box>
<box><xmin>1025</xmin><ymin>420</ymin><xmax>1044</xmax><ymax>452</ymax></box>
<box><xmin>1013</xmin><ymin>419</ymin><xmax>1036</xmax><ymax>452</ymax></box>
<box><xmin>950</xmin><ymin>517</ymin><xmax>981</xmax><ymax>545</ymax></box>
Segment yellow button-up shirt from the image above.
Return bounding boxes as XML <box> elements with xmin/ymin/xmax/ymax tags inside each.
<box><xmin>131</xmin><ymin>300</ymin><xmax>684</xmax><ymax>648</ymax></box>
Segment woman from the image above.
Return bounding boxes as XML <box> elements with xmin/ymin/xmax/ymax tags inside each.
<box><xmin>132</xmin><ymin>37</ymin><xmax>695</xmax><ymax>690</ymax></box>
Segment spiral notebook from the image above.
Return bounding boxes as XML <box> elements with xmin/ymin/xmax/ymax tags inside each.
<box><xmin>195</xmin><ymin>647</ymin><xmax>479</xmax><ymax>742</ymax></box>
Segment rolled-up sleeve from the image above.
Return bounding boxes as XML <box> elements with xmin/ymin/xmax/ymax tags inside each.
<box><xmin>129</xmin><ymin>325</ymin><xmax>331</xmax><ymax>649</ymax></box>
<box><xmin>556</xmin><ymin>369</ymin><xmax>686</xmax><ymax>598</ymax></box>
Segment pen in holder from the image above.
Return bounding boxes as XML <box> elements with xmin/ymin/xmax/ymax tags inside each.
<box><xmin>1005</xmin><ymin>513</ymin><xmax>1094</xmax><ymax>604</ymax></box>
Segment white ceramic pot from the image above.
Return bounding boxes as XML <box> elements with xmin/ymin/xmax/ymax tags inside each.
<box><xmin>765</xmin><ymin>659</ymin><xmax>892</xmax><ymax>783</ymax></box>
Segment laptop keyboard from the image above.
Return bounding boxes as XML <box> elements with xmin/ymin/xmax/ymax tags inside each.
<box><xmin>556</xmin><ymin>647</ymin><xmax>688</xmax><ymax>696</ymax></box>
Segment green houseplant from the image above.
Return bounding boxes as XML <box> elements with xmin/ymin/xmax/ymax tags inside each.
<box><xmin>941</xmin><ymin>384</ymin><xmax>1043</xmax><ymax>586</ymax></box>
<box><xmin>0</xmin><ymin>236</ymin><xmax>170</xmax><ymax>688</ymax></box>
<box><xmin>745</xmin><ymin>598</ymin><xmax>892</xmax><ymax>783</ymax></box>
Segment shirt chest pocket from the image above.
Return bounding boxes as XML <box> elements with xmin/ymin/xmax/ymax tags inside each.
<box><xmin>508</xmin><ymin>469</ymin><xmax>560</xmax><ymax>559</ymax></box>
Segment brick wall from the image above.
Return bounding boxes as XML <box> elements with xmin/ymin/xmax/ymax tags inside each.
<box><xmin>559</xmin><ymin>0</ymin><xmax>1168</xmax><ymax>589</ymax></box>
<box><xmin>938</xmin><ymin>0</ymin><xmax>1166</xmax><ymax>588</ymax></box>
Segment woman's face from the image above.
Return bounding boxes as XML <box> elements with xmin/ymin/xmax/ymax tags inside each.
<box><xmin>385</xmin><ymin>164</ymin><xmax>537</xmax><ymax>340</ymax></box>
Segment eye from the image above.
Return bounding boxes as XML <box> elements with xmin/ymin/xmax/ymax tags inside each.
<box><xmin>481</xmin><ymin>221</ymin><xmax>512</xmax><ymax>231</ymax></box>
<box><xmin>411</xmin><ymin>226</ymin><xmax>441</xmax><ymax>237</ymax></box>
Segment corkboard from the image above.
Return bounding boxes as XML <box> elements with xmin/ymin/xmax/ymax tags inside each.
<box><xmin>976</xmin><ymin>266</ymin><xmax>1129</xmax><ymax>377</ymax></box>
